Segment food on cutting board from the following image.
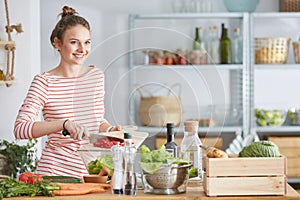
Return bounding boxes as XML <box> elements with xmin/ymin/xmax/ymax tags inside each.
<box><xmin>93</xmin><ymin>137</ymin><xmax>134</xmax><ymax>148</ymax></box>
<box><xmin>201</xmin><ymin>145</ymin><xmax>229</xmax><ymax>158</ymax></box>
<box><xmin>239</xmin><ymin>140</ymin><xmax>281</xmax><ymax>157</ymax></box>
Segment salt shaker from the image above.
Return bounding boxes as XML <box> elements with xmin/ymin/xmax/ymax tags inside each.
<box><xmin>123</xmin><ymin>133</ymin><xmax>137</xmax><ymax>195</ymax></box>
<box><xmin>111</xmin><ymin>142</ymin><xmax>123</xmax><ymax>194</ymax></box>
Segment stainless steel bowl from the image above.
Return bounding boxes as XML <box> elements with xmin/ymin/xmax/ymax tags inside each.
<box><xmin>142</xmin><ymin>163</ymin><xmax>191</xmax><ymax>194</ymax></box>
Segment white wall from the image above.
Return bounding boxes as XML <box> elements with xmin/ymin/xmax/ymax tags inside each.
<box><xmin>0</xmin><ymin>0</ymin><xmax>40</xmax><ymax>145</ymax></box>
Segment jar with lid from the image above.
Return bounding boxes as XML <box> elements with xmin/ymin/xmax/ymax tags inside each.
<box><xmin>180</xmin><ymin>120</ymin><xmax>203</xmax><ymax>180</ymax></box>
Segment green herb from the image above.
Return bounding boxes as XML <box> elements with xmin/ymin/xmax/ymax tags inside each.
<box><xmin>0</xmin><ymin>139</ymin><xmax>38</xmax><ymax>178</ymax></box>
<box><xmin>87</xmin><ymin>154</ymin><xmax>113</xmax><ymax>176</ymax></box>
<box><xmin>0</xmin><ymin>177</ymin><xmax>59</xmax><ymax>199</ymax></box>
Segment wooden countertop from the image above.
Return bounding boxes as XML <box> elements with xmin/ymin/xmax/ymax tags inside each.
<box><xmin>4</xmin><ymin>182</ymin><xmax>300</xmax><ymax>200</ymax></box>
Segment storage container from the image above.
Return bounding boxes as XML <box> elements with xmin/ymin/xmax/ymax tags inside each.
<box><xmin>203</xmin><ymin>155</ymin><xmax>287</xmax><ymax>196</ymax></box>
<box><xmin>255</xmin><ymin>37</ymin><xmax>290</xmax><ymax>64</ymax></box>
<box><xmin>280</xmin><ymin>0</ymin><xmax>300</xmax><ymax>12</ymax></box>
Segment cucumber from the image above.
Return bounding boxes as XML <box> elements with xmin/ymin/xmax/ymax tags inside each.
<box><xmin>42</xmin><ymin>176</ymin><xmax>82</xmax><ymax>183</ymax></box>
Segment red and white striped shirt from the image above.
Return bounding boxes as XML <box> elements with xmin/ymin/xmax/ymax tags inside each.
<box><xmin>14</xmin><ymin>66</ymin><xmax>107</xmax><ymax>178</ymax></box>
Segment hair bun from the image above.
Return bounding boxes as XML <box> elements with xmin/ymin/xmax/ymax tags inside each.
<box><xmin>61</xmin><ymin>6</ymin><xmax>78</xmax><ymax>18</ymax></box>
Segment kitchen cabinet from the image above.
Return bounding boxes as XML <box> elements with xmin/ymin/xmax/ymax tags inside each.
<box><xmin>128</xmin><ymin>13</ymin><xmax>250</xmax><ymax>141</ymax></box>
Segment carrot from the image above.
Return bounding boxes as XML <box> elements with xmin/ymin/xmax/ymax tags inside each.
<box><xmin>53</xmin><ymin>187</ymin><xmax>105</xmax><ymax>196</ymax></box>
<box><xmin>57</xmin><ymin>183</ymin><xmax>111</xmax><ymax>190</ymax></box>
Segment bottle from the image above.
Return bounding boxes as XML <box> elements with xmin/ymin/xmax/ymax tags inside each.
<box><xmin>193</xmin><ymin>27</ymin><xmax>201</xmax><ymax>50</ymax></box>
<box><xmin>181</xmin><ymin>120</ymin><xmax>203</xmax><ymax>180</ymax></box>
<box><xmin>219</xmin><ymin>23</ymin><xmax>232</xmax><ymax>64</ymax></box>
<box><xmin>111</xmin><ymin>142</ymin><xmax>123</xmax><ymax>194</ymax></box>
<box><xmin>232</xmin><ymin>28</ymin><xmax>243</xmax><ymax>64</ymax></box>
<box><xmin>123</xmin><ymin>133</ymin><xmax>137</xmax><ymax>195</ymax></box>
<box><xmin>164</xmin><ymin>123</ymin><xmax>178</xmax><ymax>157</ymax></box>
<box><xmin>207</xmin><ymin>26</ymin><xmax>220</xmax><ymax>64</ymax></box>
<box><xmin>199</xmin><ymin>26</ymin><xmax>208</xmax><ymax>64</ymax></box>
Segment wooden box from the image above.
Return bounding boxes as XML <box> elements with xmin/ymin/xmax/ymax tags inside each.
<box><xmin>268</xmin><ymin>136</ymin><xmax>300</xmax><ymax>178</ymax></box>
<box><xmin>203</xmin><ymin>156</ymin><xmax>287</xmax><ymax>196</ymax></box>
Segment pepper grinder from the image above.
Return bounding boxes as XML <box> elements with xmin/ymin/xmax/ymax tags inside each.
<box><xmin>111</xmin><ymin>142</ymin><xmax>123</xmax><ymax>194</ymax></box>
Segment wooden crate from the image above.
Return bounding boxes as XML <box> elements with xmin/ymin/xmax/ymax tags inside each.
<box><xmin>203</xmin><ymin>156</ymin><xmax>287</xmax><ymax>196</ymax></box>
<box><xmin>268</xmin><ymin>136</ymin><xmax>300</xmax><ymax>178</ymax></box>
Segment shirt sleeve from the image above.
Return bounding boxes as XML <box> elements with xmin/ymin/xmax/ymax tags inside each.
<box><xmin>14</xmin><ymin>75</ymin><xmax>48</xmax><ymax>139</ymax></box>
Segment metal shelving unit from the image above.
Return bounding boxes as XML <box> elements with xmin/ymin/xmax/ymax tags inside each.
<box><xmin>249</xmin><ymin>12</ymin><xmax>300</xmax><ymax>134</ymax></box>
<box><xmin>128</xmin><ymin>13</ymin><xmax>250</xmax><ymax>135</ymax></box>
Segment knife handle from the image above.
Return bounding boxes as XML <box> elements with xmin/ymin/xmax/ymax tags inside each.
<box><xmin>62</xmin><ymin>129</ymin><xmax>70</xmax><ymax>136</ymax></box>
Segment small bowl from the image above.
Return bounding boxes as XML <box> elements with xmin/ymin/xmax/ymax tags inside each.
<box><xmin>224</xmin><ymin>0</ymin><xmax>259</xmax><ymax>12</ymax></box>
<box><xmin>255</xmin><ymin>109</ymin><xmax>286</xmax><ymax>126</ymax></box>
<box><xmin>83</xmin><ymin>175</ymin><xmax>108</xmax><ymax>183</ymax></box>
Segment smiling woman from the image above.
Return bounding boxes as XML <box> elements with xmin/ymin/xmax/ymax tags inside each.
<box><xmin>13</xmin><ymin>5</ymin><xmax>121</xmax><ymax>178</ymax></box>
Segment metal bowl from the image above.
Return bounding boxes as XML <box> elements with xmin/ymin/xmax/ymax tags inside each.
<box><xmin>142</xmin><ymin>163</ymin><xmax>191</xmax><ymax>194</ymax></box>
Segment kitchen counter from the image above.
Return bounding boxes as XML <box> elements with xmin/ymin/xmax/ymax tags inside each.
<box><xmin>4</xmin><ymin>182</ymin><xmax>300</xmax><ymax>200</ymax></box>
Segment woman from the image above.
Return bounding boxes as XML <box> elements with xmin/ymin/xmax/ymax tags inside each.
<box><xmin>14</xmin><ymin>6</ymin><xmax>120</xmax><ymax>178</ymax></box>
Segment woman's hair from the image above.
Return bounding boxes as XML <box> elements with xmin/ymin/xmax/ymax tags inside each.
<box><xmin>50</xmin><ymin>6</ymin><xmax>90</xmax><ymax>47</ymax></box>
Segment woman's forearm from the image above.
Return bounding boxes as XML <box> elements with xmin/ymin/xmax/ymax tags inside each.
<box><xmin>32</xmin><ymin>120</ymin><xmax>65</xmax><ymax>138</ymax></box>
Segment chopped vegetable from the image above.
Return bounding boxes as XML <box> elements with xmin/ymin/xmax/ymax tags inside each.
<box><xmin>42</xmin><ymin>176</ymin><xmax>82</xmax><ymax>183</ymax></box>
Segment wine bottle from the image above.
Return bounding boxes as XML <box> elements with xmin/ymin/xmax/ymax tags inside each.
<box><xmin>193</xmin><ymin>27</ymin><xmax>201</xmax><ymax>50</ymax></box>
<box><xmin>219</xmin><ymin>23</ymin><xmax>232</xmax><ymax>64</ymax></box>
<box><xmin>164</xmin><ymin>123</ymin><xmax>178</xmax><ymax>157</ymax></box>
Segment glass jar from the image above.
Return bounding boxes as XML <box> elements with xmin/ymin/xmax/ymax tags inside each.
<box><xmin>181</xmin><ymin>120</ymin><xmax>203</xmax><ymax>180</ymax></box>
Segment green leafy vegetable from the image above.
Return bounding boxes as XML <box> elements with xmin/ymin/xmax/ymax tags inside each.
<box><xmin>189</xmin><ymin>167</ymin><xmax>198</xmax><ymax>178</ymax></box>
<box><xmin>87</xmin><ymin>154</ymin><xmax>113</xmax><ymax>176</ymax></box>
<box><xmin>0</xmin><ymin>177</ymin><xmax>59</xmax><ymax>198</ymax></box>
<box><xmin>239</xmin><ymin>140</ymin><xmax>281</xmax><ymax>157</ymax></box>
<box><xmin>139</xmin><ymin>145</ymin><xmax>189</xmax><ymax>174</ymax></box>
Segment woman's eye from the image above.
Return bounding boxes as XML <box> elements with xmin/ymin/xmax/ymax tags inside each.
<box><xmin>85</xmin><ymin>41</ymin><xmax>91</xmax><ymax>45</ymax></box>
<box><xmin>70</xmin><ymin>41</ymin><xmax>77</xmax><ymax>44</ymax></box>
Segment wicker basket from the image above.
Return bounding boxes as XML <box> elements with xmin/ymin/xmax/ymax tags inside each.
<box><xmin>255</xmin><ymin>37</ymin><xmax>291</xmax><ymax>64</ymax></box>
<box><xmin>280</xmin><ymin>0</ymin><xmax>300</xmax><ymax>12</ymax></box>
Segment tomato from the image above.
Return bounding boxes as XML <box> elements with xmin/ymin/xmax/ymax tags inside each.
<box><xmin>19</xmin><ymin>172</ymin><xmax>43</xmax><ymax>184</ymax></box>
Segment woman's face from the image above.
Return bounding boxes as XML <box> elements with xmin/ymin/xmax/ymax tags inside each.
<box><xmin>56</xmin><ymin>24</ymin><xmax>91</xmax><ymax>66</ymax></box>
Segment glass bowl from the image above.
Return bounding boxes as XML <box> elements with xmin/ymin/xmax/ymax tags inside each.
<box><xmin>255</xmin><ymin>109</ymin><xmax>287</xmax><ymax>126</ymax></box>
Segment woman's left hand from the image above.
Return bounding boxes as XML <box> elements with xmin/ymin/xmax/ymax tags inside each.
<box><xmin>109</xmin><ymin>125</ymin><xmax>121</xmax><ymax>132</ymax></box>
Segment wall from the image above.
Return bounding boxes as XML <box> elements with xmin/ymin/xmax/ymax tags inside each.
<box><xmin>0</xmin><ymin>0</ymin><xmax>40</xmax><ymax>148</ymax></box>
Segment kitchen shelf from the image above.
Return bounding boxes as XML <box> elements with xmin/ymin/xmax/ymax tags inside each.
<box><xmin>134</xmin><ymin>64</ymin><xmax>244</xmax><ymax>70</ymax></box>
<box><xmin>254</xmin><ymin>126</ymin><xmax>300</xmax><ymax>133</ymax></box>
<box><xmin>254</xmin><ymin>64</ymin><xmax>300</xmax><ymax>70</ymax></box>
<box><xmin>137</xmin><ymin>126</ymin><xmax>242</xmax><ymax>135</ymax></box>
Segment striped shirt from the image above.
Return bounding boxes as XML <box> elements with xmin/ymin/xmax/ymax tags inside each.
<box><xmin>14</xmin><ymin>66</ymin><xmax>107</xmax><ymax>178</ymax></box>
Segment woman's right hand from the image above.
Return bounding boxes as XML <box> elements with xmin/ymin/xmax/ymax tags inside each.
<box><xmin>64</xmin><ymin>120</ymin><xmax>89</xmax><ymax>140</ymax></box>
